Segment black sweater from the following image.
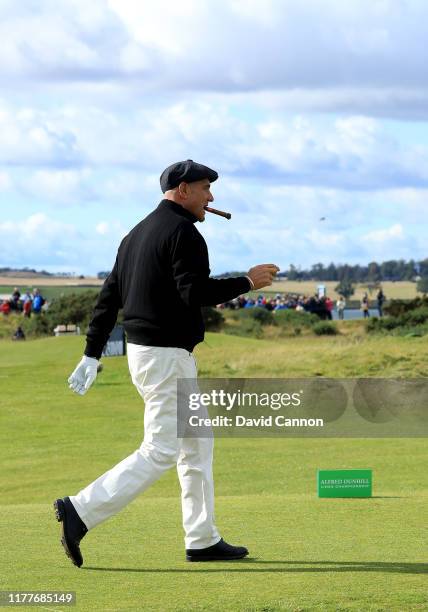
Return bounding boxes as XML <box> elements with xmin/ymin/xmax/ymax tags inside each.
<box><xmin>85</xmin><ymin>199</ymin><xmax>251</xmax><ymax>359</ymax></box>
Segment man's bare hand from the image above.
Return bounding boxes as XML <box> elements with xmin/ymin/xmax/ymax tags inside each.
<box><xmin>247</xmin><ymin>264</ymin><xmax>280</xmax><ymax>290</ymax></box>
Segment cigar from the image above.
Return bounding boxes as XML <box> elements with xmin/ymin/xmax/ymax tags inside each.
<box><xmin>204</xmin><ymin>206</ymin><xmax>231</xmax><ymax>220</ymax></box>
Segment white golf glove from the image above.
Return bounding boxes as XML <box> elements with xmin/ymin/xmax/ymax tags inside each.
<box><xmin>68</xmin><ymin>355</ymin><xmax>99</xmax><ymax>395</ymax></box>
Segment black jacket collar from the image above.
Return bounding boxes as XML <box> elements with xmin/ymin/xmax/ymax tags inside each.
<box><xmin>159</xmin><ymin>199</ymin><xmax>198</xmax><ymax>224</ymax></box>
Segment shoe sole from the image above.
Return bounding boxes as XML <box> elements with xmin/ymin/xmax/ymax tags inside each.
<box><xmin>53</xmin><ymin>499</ymin><xmax>82</xmax><ymax>568</ymax></box>
<box><xmin>186</xmin><ymin>551</ymin><xmax>249</xmax><ymax>562</ymax></box>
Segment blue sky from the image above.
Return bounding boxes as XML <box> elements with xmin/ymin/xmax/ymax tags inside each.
<box><xmin>0</xmin><ymin>0</ymin><xmax>427</xmax><ymax>275</ymax></box>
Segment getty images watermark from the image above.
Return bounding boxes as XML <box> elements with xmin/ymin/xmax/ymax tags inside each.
<box><xmin>186</xmin><ymin>388</ymin><xmax>316</xmax><ymax>428</ymax></box>
<box><xmin>177</xmin><ymin>378</ymin><xmax>428</xmax><ymax>438</ymax></box>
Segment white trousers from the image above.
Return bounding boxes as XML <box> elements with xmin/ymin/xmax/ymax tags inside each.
<box><xmin>70</xmin><ymin>344</ymin><xmax>220</xmax><ymax>549</ymax></box>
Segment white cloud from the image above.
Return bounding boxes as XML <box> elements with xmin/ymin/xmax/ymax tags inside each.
<box><xmin>0</xmin><ymin>188</ymin><xmax>425</xmax><ymax>274</ymax></box>
<box><xmin>0</xmin><ymin>212</ymin><xmax>118</xmax><ymax>271</ymax></box>
<box><xmin>109</xmin><ymin>0</ymin><xmax>200</xmax><ymax>56</ymax></box>
<box><xmin>305</xmin><ymin>228</ymin><xmax>345</xmax><ymax>248</ymax></box>
<box><xmin>2</xmin><ymin>98</ymin><xmax>427</xmax><ymax>191</ymax></box>
<box><xmin>24</xmin><ymin>169</ymin><xmax>96</xmax><ymax>204</ymax></box>
<box><xmin>0</xmin><ymin>0</ymin><xmax>427</xmax><ymax>118</ymax></box>
<box><xmin>0</xmin><ymin>0</ymin><xmax>427</xmax><ymax>273</ymax></box>
<box><xmin>376</xmin><ymin>188</ymin><xmax>428</xmax><ymax>222</ymax></box>
<box><xmin>0</xmin><ymin>101</ymin><xmax>81</xmax><ymax>167</ymax></box>
<box><xmin>0</xmin><ymin>212</ymin><xmax>74</xmax><ymax>240</ymax></box>
<box><xmin>119</xmin><ymin>41</ymin><xmax>151</xmax><ymax>73</ymax></box>
<box><xmin>356</xmin><ymin>222</ymin><xmax>423</xmax><ymax>263</ymax></box>
<box><xmin>198</xmin><ymin>183</ymin><xmax>427</xmax><ymax>272</ymax></box>
<box><xmin>106</xmin><ymin>0</ymin><xmax>428</xmax><ymax>94</ymax></box>
<box><xmin>95</xmin><ymin>221</ymin><xmax>109</xmax><ymax>235</ymax></box>
<box><xmin>231</xmin><ymin>113</ymin><xmax>428</xmax><ymax>189</ymax></box>
<box><xmin>95</xmin><ymin>220</ymin><xmax>127</xmax><ymax>239</ymax></box>
<box><xmin>362</xmin><ymin>223</ymin><xmax>404</xmax><ymax>244</ymax></box>
<box><xmin>0</xmin><ymin>171</ymin><xmax>11</xmax><ymax>190</ymax></box>
<box><xmin>0</xmin><ymin>0</ymin><xmax>124</xmax><ymax>80</ymax></box>
<box><xmin>229</xmin><ymin>0</ymin><xmax>280</xmax><ymax>27</ymax></box>
<box><xmin>0</xmin><ymin>213</ymin><xmax>80</xmax><ymax>267</ymax></box>
<box><xmin>217</xmin><ymin>88</ymin><xmax>428</xmax><ymax>122</ymax></box>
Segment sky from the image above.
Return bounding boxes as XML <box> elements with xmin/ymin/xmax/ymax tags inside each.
<box><xmin>0</xmin><ymin>0</ymin><xmax>427</xmax><ymax>275</ymax></box>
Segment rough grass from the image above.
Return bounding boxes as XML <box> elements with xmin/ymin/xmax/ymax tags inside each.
<box><xmin>1</xmin><ymin>334</ymin><xmax>427</xmax><ymax>611</ymax></box>
<box><xmin>195</xmin><ymin>330</ymin><xmax>428</xmax><ymax>378</ymax></box>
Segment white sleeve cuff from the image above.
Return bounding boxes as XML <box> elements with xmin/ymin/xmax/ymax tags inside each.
<box><xmin>245</xmin><ymin>275</ymin><xmax>254</xmax><ymax>290</ymax></box>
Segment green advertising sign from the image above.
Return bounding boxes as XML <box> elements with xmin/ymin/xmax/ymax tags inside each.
<box><xmin>317</xmin><ymin>469</ymin><xmax>372</xmax><ymax>498</ymax></box>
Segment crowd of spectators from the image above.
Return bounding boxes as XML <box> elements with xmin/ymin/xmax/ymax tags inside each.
<box><xmin>360</xmin><ymin>289</ymin><xmax>386</xmax><ymax>318</ymax></box>
<box><xmin>0</xmin><ymin>287</ymin><xmax>46</xmax><ymax>317</ymax></box>
<box><xmin>219</xmin><ymin>287</ymin><xmax>386</xmax><ymax>319</ymax></box>
<box><xmin>0</xmin><ymin>283</ymin><xmax>386</xmax><ymax>340</ymax></box>
<box><xmin>219</xmin><ymin>293</ymin><xmax>337</xmax><ymax>320</ymax></box>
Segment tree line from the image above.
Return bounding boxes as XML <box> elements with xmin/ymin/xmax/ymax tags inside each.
<box><xmin>279</xmin><ymin>259</ymin><xmax>428</xmax><ymax>282</ymax></box>
<box><xmin>214</xmin><ymin>258</ymin><xmax>428</xmax><ymax>283</ymax></box>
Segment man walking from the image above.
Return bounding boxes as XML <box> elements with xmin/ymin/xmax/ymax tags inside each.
<box><xmin>54</xmin><ymin>160</ymin><xmax>279</xmax><ymax>567</ymax></box>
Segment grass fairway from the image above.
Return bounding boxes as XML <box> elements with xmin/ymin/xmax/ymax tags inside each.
<box><xmin>1</xmin><ymin>334</ymin><xmax>427</xmax><ymax>611</ymax></box>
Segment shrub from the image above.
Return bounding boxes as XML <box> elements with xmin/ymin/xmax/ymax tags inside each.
<box><xmin>0</xmin><ymin>313</ymin><xmax>21</xmax><ymax>339</ymax></box>
<box><xmin>240</xmin><ymin>307</ymin><xmax>275</xmax><ymax>326</ymax></box>
<box><xmin>381</xmin><ymin>318</ymin><xmax>401</xmax><ymax>331</ymax></box>
<box><xmin>273</xmin><ymin>309</ymin><xmax>318</xmax><ymax>328</ymax></box>
<box><xmin>403</xmin><ymin>307</ymin><xmax>428</xmax><ymax>326</ymax></box>
<box><xmin>417</xmin><ymin>277</ymin><xmax>428</xmax><ymax>294</ymax></box>
<box><xmin>0</xmin><ymin>313</ymin><xmax>51</xmax><ymax>339</ymax></box>
<box><xmin>401</xmin><ymin>325</ymin><xmax>428</xmax><ymax>337</ymax></box>
<box><xmin>202</xmin><ymin>307</ymin><xmax>224</xmax><ymax>331</ymax></box>
<box><xmin>45</xmin><ymin>290</ymin><xmax>100</xmax><ymax>331</ymax></box>
<box><xmin>225</xmin><ymin>317</ymin><xmax>264</xmax><ymax>339</ymax></box>
<box><xmin>335</xmin><ymin>280</ymin><xmax>355</xmax><ymax>299</ymax></box>
<box><xmin>366</xmin><ymin>317</ymin><xmax>381</xmax><ymax>332</ymax></box>
<box><xmin>312</xmin><ymin>321</ymin><xmax>339</xmax><ymax>335</ymax></box>
<box><xmin>385</xmin><ymin>296</ymin><xmax>428</xmax><ymax>317</ymax></box>
<box><xmin>22</xmin><ymin>314</ymin><xmax>51</xmax><ymax>337</ymax></box>
<box><xmin>366</xmin><ymin>306</ymin><xmax>428</xmax><ymax>336</ymax></box>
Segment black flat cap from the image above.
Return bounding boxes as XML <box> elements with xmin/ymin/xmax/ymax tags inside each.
<box><xmin>160</xmin><ymin>159</ymin><xmax>218</xmax><ymax>193</ymax></box>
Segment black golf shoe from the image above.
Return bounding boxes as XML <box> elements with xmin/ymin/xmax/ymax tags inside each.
<box><xmin>53</xmin><ymin>497</ymin><xmax>88</xmax><ymax>568</ymax></box>
<box><xmin>186</xmin><ymin>538</ymin><xmax>249</xmax><ymax>562</ymax></box>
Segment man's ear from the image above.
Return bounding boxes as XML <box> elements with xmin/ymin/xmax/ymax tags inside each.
<box><xmin>177</xmin><ymin>182</ymin><xmax>189</xmax><ymax>199</ymax></box>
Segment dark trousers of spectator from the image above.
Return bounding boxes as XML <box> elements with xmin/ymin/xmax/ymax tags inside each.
<box><xmin>363</xmin><ymin>310</ymin><xmax>370</xmax><ymax>318</ymax></box>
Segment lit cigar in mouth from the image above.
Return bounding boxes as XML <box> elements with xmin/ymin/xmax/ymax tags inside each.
<box><xmin>204</xmin><ymin>206</ymin><xmax>232</xmax><ymax>220</ymax></box>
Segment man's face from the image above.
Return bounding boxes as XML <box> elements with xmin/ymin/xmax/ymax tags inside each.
<box><xmin>183</xmin><ymin>179</ymin><xmax>214</xmax><ymax>221</ymax></box>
